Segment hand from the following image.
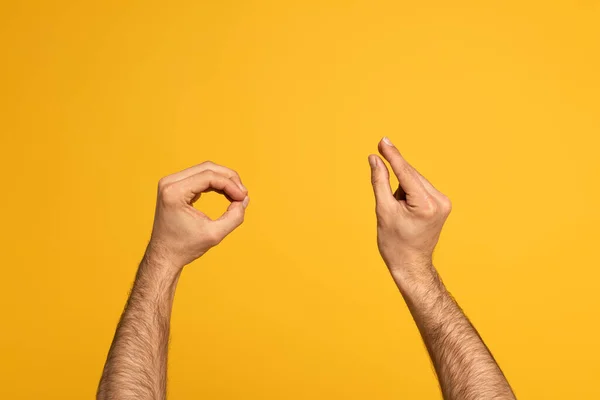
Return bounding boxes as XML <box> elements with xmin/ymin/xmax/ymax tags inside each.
<box><xmin>368</xmin><ymin>137</ymin><xmax>451</xmax><ymax>278</ymax></box>
<box><xmin>146</xmin><ymin>161</ymin><xmax>249</xmax><ymax>269</ymax></box>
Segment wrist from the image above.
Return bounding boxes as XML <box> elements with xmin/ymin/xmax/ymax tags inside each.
<box><xmin>388</xmin><ymin>259</ymin><xmax>440</xmax><ymax>294</ymax></box>
<box><xmin>385</xmin><ymin>252</ymin><xmax>433</xmax><ymax>276</ymax></box>
<box><xmin>145</xmin><ymin>239</ymin><xmax>184</xmax><ymax>269</ymax></box>
<box><xmin>127</xmin><ymin>252</ymin><xmax>181</xmax><ymax>315</ymax></box>
<box><xmin>140</xmin><ymin>244</ymin><xmax>183</xmax><ymax>284</ymax></box>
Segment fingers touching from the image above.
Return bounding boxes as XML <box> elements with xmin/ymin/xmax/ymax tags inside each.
<box><xmin>178</xmin><ymin>170</ymin><xmax>247</xmax><ymax>204</ymax></box>
<box><xmin>369</xmin><ymin>137</ymin><xmax>448</xmax><ymax>211</ymax></box>
<box><xmin>377</xmin><ymin>137</ymin><xmax>427</xmax><ymax>204</ymax></box>
<box><xmin>159</xmin><ymin>161</ymin><xmax>247</xmax><ymax>193</ymax></box>
<box><xmin>369</xmin><ymin>137</ymin><xmax>452</xmax><ymax>272</ymax></box>
<box><xmin>157</xmin><ymin>162</ymin><xmax>249</xmax><ymax>231</ymax></box>
<box><xmin>151</xmin><ymin>161</ymin><xmax>250</xmax><ymax>267</ymax></box>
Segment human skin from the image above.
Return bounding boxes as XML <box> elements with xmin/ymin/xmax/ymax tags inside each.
<box><xmin>369</xmin><ymin>137</ymin><xmax>516</xmax><ymax>400</ymax></box>
<box><xmin>97</xmin><ymin>146</ymin><xmax>516</xmax><ymax>400</ymax></box>
<box><xmin>96</xmin><ymin>161</ymin><xmax>249</xmax><ymax>400</ymax></box>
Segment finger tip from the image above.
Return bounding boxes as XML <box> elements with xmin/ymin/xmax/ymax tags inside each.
<box><xmin>368</xmin><ymin>154</ymin><xmax>376</xmax><ymax>167</ymax></box>
<box><xmin>382</xmin><ymin>136</ymin><xmax>394</xmax><ymax>147</ymax></box>
<box><xmin>228</xmin><ymin>182</ymin><xmax>247</xmax><ymax>200</ymax></box>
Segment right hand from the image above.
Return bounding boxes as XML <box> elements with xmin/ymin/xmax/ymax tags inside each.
<box><xmin>146</xmin><ymin>161</ymin><xmax>249</xmax><ymax>270</ymax></box>
<box><xmin>368</xmin><ymin>137</ymin><xmax>452</xmax><ymax>278</ymax></box>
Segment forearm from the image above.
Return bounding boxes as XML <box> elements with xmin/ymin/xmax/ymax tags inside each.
<box><xmin>391</xmin><ymin>264</ymin><xmax>515</xmax><ymax>400</ymax></box>
<box><xmin>97</xmin><ymin>251</ymin><xmax>181</xmax><ymax>400</ymax></box>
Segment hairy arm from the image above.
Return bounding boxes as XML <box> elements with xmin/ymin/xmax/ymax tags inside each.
<box><xmin>391</xmin><ymin>263</ymin><xmax>514</xmax><ymax>399</ymax></box>
<box><xmin>368</xmin><ymin>137</ymin><xmax>515</xmax><ymax>400</ymax></box>
<box><xmin>97</xmin><ymin>252</ymin><xmax>180</xmax><ymax>399</ymax></box>
<box><xmin>97</xmin><ymin>162</ymin><xmax>250</xmax><ymax>400</ymax></box>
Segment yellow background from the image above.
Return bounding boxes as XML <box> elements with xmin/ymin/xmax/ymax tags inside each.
<box><xmin>1</xmin><ymin>1</ymin><xmax>599</xmax><ymax>398</ymax></box>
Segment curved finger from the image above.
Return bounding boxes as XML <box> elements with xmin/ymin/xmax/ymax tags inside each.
<box><xmin>161</xmin><ymin>161</ymin><xmax>246</xmax><ymax>193</ymax></box>
<box><xmin>176</xmin><ymin>170</ymin><xmax>246</xmax><ymax>204</ymax></box>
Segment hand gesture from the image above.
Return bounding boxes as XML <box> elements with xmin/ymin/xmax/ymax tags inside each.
<box><xmin>369</xmin><ymin>138</ymin><xmax>451</xmax><ymax>277</ymax></box>
<box><xmin>147</xmin><ymin>161</ymin><xmax>249</xmax><ymax>269</ymax></box>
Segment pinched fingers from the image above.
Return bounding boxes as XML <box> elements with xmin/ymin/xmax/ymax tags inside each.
<box><xmin>377</xmin><ymin>137</ymin><xmax>427</xmax><ymax>204</ymax></box>
<box><xmin>158</xmin><ymin>161</ymin><xmax>247</xmax><ymax>194</ymax></box>
<box><xmin>373</xmin><ymin>137</ymin><xmax>451</xmax><ymax>216</ymax></box>
<box><xmin>180</xmin><ymin>170</ymin><xmax>247</xmax><ymax>203</ymax></box>
<box><xmin>158</xmin><ymin>170</ymin><xmax>247</xmax><ymax>207</ymax></box>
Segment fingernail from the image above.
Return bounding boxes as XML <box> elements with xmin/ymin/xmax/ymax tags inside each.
<box><xmin>382</xmin><ymin>136</ymin><xmax>394</xmax><ymax>146</ymax></box>
<box><xmin>238</xmin><ymin>182</ymin><xmax>247</xmax><ymax>192</ymax></box>
<box><xmin>242</xmin><ymin>196</ymin><xmax>250</xmax><ymax>208</ymax></box>
<box><xmin>368</xmin><ymin>155</ymin><xmax>377</xmax><ymax>168</ymax></box>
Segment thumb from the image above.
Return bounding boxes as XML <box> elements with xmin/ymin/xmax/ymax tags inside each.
<box><xmin>369</xmin><ymin>155</ymin><xmax>393</xmax><ymax>206</ymax></box>
<box><xmin>211</xmin><ymin>196</ymin><xmax>249</xmax><ymax>238</ymax></box>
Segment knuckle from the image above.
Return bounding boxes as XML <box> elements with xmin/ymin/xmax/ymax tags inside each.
<box><xmin>199</xmin><ymin>169</ymin><xmax>216</xmax><ymax>181</ymax></box>
<box><xmin>237</xmin><ymin>211</ymin><xmax>245</xmax><ymax>224</ymax></box>
<box><xmin>421</xmin><ymin>198</ymin><xmax>438</xmax><ymax>217</ymax></box>
<box><xmin>157</xmin><ymin>176</ymin><xmax>170</xmax><ymax>190</ymax></box>
<box><xmin>205</xmin><ymin>230</ymin><xmax>223</xmax><ymax>246</ymax></box>
<box><xmin>159</xmin><ymin>182</ymin><xmax>180</xmax><ymax>204</ymax></box>
<box><xmin>440</xmin><ymin>195</ymin><xmax>452</xmax><ymax>215</ymax></box>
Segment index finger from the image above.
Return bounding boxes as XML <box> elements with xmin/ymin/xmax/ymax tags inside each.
<box><xmin>378</xmin><ymin>137</ymin><xmax>428</xmax><ymax>202</ymax></box>
<box><xmin>162</xmin><ymin>161</ymin><xmax>246</xmax><ymax>192</ymax></box>
<box><xmin>176</xmin><ymin>170</ymin><xmax>247</xmax><ymax>204</ymax></box>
